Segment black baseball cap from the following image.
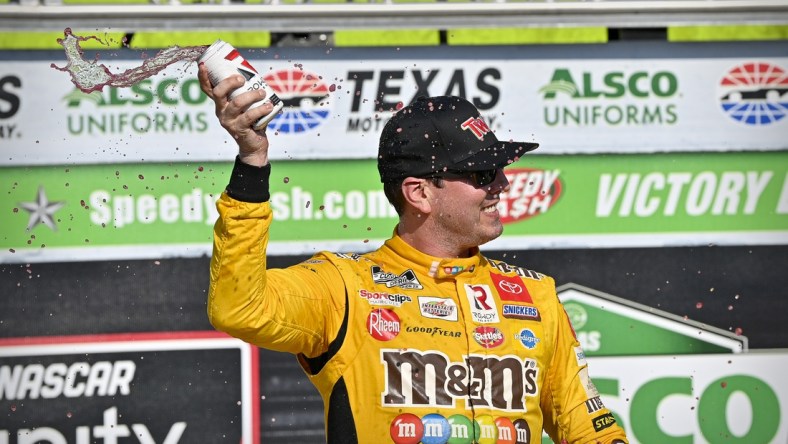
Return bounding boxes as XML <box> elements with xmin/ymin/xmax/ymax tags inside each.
<box><xmin>378</xmin><ymin>95</ymin><xmax>538</xmax><ymax>183</ymax></box>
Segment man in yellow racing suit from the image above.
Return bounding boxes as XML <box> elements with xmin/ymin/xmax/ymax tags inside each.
<box><xmin>200</xmin><ymin>64</ymin><xmax>629</xmax><ymax>444</ymax></box>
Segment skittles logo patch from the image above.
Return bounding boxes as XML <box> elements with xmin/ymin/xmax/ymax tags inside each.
<box><xmin>473</xmin><ymin>326</ymin><xmax>505</xmax><ymax>349</ymax></box>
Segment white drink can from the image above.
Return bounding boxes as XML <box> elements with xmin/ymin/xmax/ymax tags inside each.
<box><xmin>199</xmin><ymin>39</ymin><xmax>284</xmax><ymax>129</ymax></box>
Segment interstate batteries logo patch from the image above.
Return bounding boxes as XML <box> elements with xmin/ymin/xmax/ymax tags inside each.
<box><xmin>418</xmin><ymin>297</ymin><xmax>458</xmax><ymax>322</ymax></box>
<box><xmin>719</xmin><ymin>62</ymin><xmax>788</xmax><ymax>126</ymax></box>
<box><xmin>499</xmin><ymin>168</ymin><xmax>562</xmax><ymax>224</ymax></box>
<box><xmin>262</xmin><ymin>69</ymin><xmax>331</xmax><ymax>134</ymax></box>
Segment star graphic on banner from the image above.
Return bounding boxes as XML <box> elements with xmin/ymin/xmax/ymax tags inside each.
<box><xmin>18</xmin><ymin>186</ymin><xmax>66</xmax><ymax>231</ymax></box>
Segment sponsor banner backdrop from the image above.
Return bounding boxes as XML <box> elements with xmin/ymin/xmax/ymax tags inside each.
<box><xmin>584</xmin><ymin>352</ymin><xmax>788</xmax><ymax>444</ymax></box>
<box><xmin>1</xmin><ymin>55</ymin><xmax>787</xmax><ymax>165</ymax></box>
<box><xmin>0</xmin><ymin>333</ymin><xmax>259</xmax><ymax>444</ymax></box>
<box><xmin>2</xmin><ymin>151</ymin><xmax>787</xmax><ymax>263</ymax></box>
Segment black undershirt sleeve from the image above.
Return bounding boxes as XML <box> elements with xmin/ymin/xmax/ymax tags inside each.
<box><xmin>225</xmin><ymin>155</ymin><xmax>271</xmax><ymax>203</ymax></box>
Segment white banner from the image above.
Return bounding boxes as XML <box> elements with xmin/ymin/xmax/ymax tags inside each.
<box><xmin>586</xmin><ymin>352</ymin><xmax>788</xmax><ymax>444</ymax></box>
<box><xmin>1</xmin><ymin>55</ymin><xmax>787</xmax><ymax>165</ymax></box>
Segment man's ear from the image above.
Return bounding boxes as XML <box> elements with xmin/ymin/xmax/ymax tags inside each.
<box><xmin>400</xmin><ymin>177</ymin><xmax>432</xmax><ymax>214</ymax></box>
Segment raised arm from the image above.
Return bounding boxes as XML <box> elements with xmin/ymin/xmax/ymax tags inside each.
<box><xmin>199</xmin><ymin>62</ymin><xmax>346</xmax><ymax>358</ymax></box>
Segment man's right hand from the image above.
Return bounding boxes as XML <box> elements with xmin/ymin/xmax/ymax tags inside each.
<box><xmin>198</xmin><ymin>63</ymin><xmax>273</xmax><ymax>167</ymax></box>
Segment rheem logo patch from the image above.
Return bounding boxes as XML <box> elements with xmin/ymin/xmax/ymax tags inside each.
<box><xmin>367</xmin><ymin>308</ymin><xmax>401</xmax><ymax>341</ymax></box>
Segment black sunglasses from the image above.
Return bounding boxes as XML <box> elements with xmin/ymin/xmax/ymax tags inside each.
<box><xmin>429</xmin><ymin>168</ymin><xmax>500</xmax><ymax>188</ymax></box>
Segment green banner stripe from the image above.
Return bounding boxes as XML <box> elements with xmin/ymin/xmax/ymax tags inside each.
<box><xmin>0</xmin><ymin>31</ymin><xmax>125</xmax><ymax>50</ymax></box>
<box><xmin>129</xmin><ymin>31</ymin><xmax>271</xmax><ymax>49</ymax></box>
<box><xmin>447</xmin><ymin>27</ymin><xmax>608</xmax><ymax>45</ymax></box>
<box><xmin>668</xmin><ymin>25</ymin><xmax>788</xmax><ymax>42</ymax></box>
<box><xmin>519</xmin><ymin>152</ymin><xmax>788</xmax><ymax>235</ymax></box>
<box><xmin>334</xmin><ymin>29</ymin><xmax>440</xmax><ymax>47</ymax></box>
<box><xmin>1</xmin><ymin>151</ymin><xmax>786</xmax><ymax>256</ymax></box>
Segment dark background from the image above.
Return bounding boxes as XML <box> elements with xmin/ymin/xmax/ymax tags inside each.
<box><xmin>2</xmin><ymin>244</ymin><xmax>786</xmax><ymax>441</ymax></box>
<box><xmin>0</xmin><ymin>349</ymin><xmax>244</xmax><ymax>442</ymax></box>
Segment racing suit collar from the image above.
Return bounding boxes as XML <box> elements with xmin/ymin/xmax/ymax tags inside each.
<box><xmin>382</xmin><ymin>231</ymin><xmax>483</xmax><ymax>279</ymax></box>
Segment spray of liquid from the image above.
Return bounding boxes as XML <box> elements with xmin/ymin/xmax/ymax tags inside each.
<box><xmin>51</xmin><ymin>28</ymin><xmax>208</xmax><ymax>93</ymax></box>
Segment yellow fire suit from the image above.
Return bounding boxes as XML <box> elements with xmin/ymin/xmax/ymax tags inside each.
<box><xmin>208</xmin><ymin>161</ymin><xmax>628</xmax><ymax>444</ymax></box>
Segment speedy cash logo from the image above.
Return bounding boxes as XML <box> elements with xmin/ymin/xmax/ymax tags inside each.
<box><xmin>262</xmin><ymin>69</ymin><xmax>332</xmax><ymax>134</ymax></box>
<box><xmin>499</xmin><ymin>168</ymin><xmax>562</xmax><ymax>224</ymax></box>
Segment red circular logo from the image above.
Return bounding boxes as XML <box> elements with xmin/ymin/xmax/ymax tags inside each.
<box><xmin>367</xmin><ymin>308</ymin><xmax>401</xmax><ymax>341</ymax></box>
<box><xmin>495</xmin><ymin>417</ymin><xmax>517</xmax><ymax>444</ymax></box>
<box><xmin>473</xmin><ymin>326</ymin><xmax>505</xmax><ymax>348</ymax></box>
<box><xmin>390</xmin><ymin>413</ymin><xmax>423</xmax><ymax>444</ymax></box>
<box><xmin>500</xmin><ymin>168</ymin><xmax>563</xmax><ymax>224</ymax></box>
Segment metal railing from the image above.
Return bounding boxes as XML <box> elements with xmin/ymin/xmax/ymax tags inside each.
<box><xmin>1</xmin><ymin>1</ymin><xmax>787</xmax><ymax>32</ymax></box>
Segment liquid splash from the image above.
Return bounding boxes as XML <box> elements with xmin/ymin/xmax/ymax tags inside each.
<box><xmin>51</xmin><ymin>28</ymin><xmax>208</xmax><ymax>93</ymax></box>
